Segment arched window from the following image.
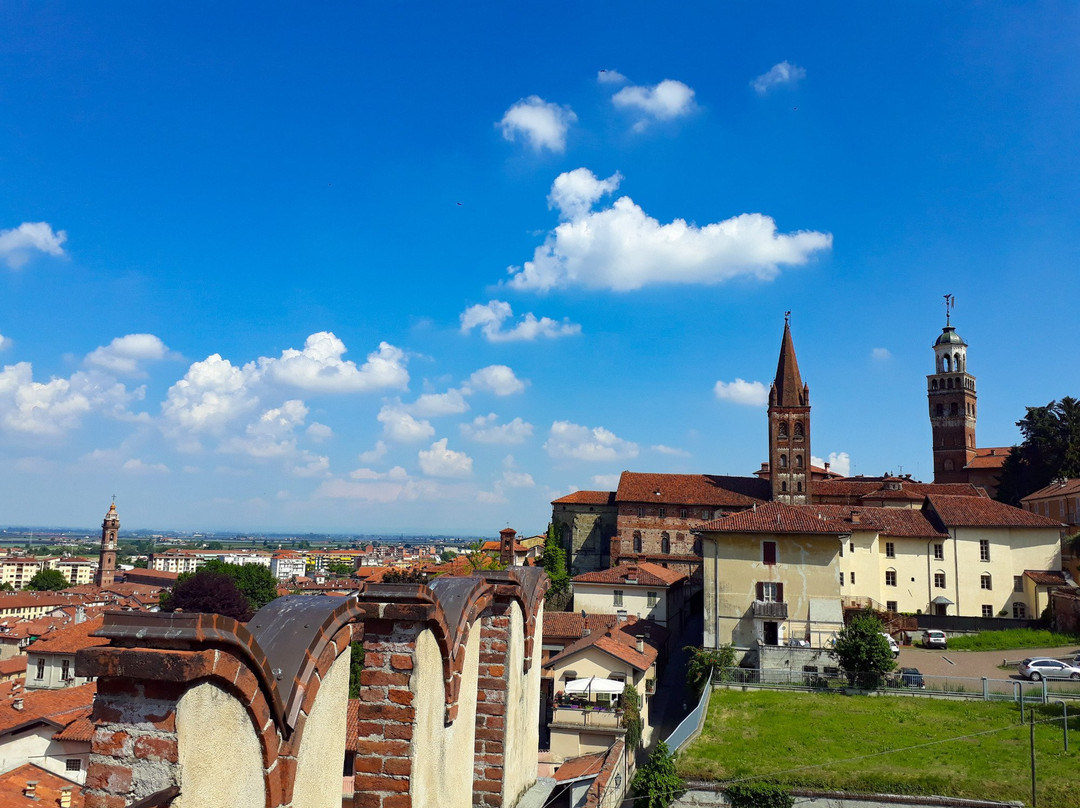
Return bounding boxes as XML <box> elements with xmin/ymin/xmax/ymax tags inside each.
<box><xmin>944</xmin><ymin>458</ymin><xmax>954</xmax><ymax>471</ymax></box>
<box><xmin>779</xmin><ymin>454</ymin><xmax>788</xmax><ymax>468</ymax></box>
<box><xmin>661</xmin><ymin>532</ymin><xmax>670</xmax><ymax>554</ymax></box>
<box><xmin>777</xmin><ymin>422</ymin><xmax>788</xmax><ymax>439</ymax></box>
<box><xmin>781</xmin><ymin>481</ymin><xmax>788</xmax><ymax>492</ymax></box>
<box><xmin>633</xmin><ymin>531</ymin><xmax>642</xmax><ymax>553</ymax></box>
<box><xmin>980</xmin><ymin>573</ymin><xmax>992</xmax><ymax>591</ymax></box>
<box><xmin>797</xmin><ymin>481</ymin><xmax>803</xmax><ymax>492</ymax></box>
<box><xmin>794</xmin><ymin>422</ymin><xmax>804</xmax><ymax>439</ymax></box>
<box><xmin>931</xmin><ymin>380</ymin><xmax>938</xmax><ymax>390</ymax></box>
<box><xmin>947</xmin><ymin>378</ymin><xmax>953</xmax><ymax>389</ymax></box>
<box><xmin>954</xmin><ymin>353</ymin><xmax>962</xmax><ymax>371</ymax></box>
<box><xmin>936</xmin><ymin>404</ymin><xmax>944</xmax><ymax>416</ymax></box>
<box><xmin>944</xmin><ymin>356</ymin><xmax>951</xmax><ymax>372</ymax></box>
<box><xmin>795</xmin><ymin>455</ymin><xmax>803</xmax><ymax>468</ymax></box>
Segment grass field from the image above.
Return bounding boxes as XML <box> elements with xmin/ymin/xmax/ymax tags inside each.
<box><xmin>946</xmin><ymin>628</ymin><xmax>1080</xmax><ymax>652</ymax></box>
<box><xmin>679</xmin><ymin>689</ymin><xmax>1080</xmax><ymax>807</ymax></box>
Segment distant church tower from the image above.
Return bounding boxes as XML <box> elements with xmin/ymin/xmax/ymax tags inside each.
<box><xmin>768</xmin><ymin>315</ymin><xmax>811</xmax><ymax>504</ymax></box>
<box><xmin>95</xmin><ymin>500</ymin><xmax>119</xmax><ymax>587</ymax></box>
<box><xmin>928</xmin><ymin>299</ymin><xmax>977</xmax><ymax>483</ymax></box>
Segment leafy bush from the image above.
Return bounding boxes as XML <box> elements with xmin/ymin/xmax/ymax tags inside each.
<box><xmin>830</xmin><ymin>609</ymin><xmax>894</xmax><ymax>688</ymax></box>
<box><xmin>631</xmin><ymin>740</ymin><xmax>683</xmax><ymax>808</ymax></box>
<box><xmin>685</xmin><ymin>645</ymin><xmax>735</xmax><ymax>690</ymax></box>
<box><xmin>25</xmin><ymin>569</ymin><xmax>70</xmax><ymax>591</ymax></box>
<box><xmin>725</xmin><ymin>782</ymin><xmax>794</xmax><ymax>808</ymax></box>
<box><xmin>622</xmin><ymin>683</ymin><xmax>643</xmax><ymax>750</ymax></box>
<box><xmin>161</xmin><ymin>571</ymin><xmax>252</xmax><ymax>621</ymax></box>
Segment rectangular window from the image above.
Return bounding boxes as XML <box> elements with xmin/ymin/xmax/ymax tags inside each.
<box><xmin>850</xmin><ymin>571</ymin><xmax>855</xmax><ymax>585</ymax></box>
<box><xmin>981</xmin><ymin>605</ymin><xmax>993</xmax><ymax>618</ymax></box>
<box><xmin>1013</xmin><ymin>602</ymin><xmax>1026</xmax><ymax>619</ymax></box>
<box><xmin>839</xmin><ymin>543</ymin><xmax>843</xmax><ymax>557</ymax></box>
<box><xmin>762</xmin><ymin>541</ymin><xmax>777</xmax><ymax>566</ymax></box>
<box><xmin>613</xmin><ymin>590</ymin><xmax>624</xmax><ymax>607</ymax></box>
<box><xmin>886</xmin><ymin>600</ymin><xmax>898</xmax><ymax>613</ymax></box>
<box><xmin>885</xmin><ymin>542</ymin><xmax>895</xmax><ymax>558</ymax></box>
<box><xmin>849</xmin><ymin>541</ymin><xmax>854</xmax><ymax>553</ymax></box>
<box><xmin>66</xmin><ymin>759</ymin><xmax>81</xmax><ymax>772</ymax></box>
<box><xmin>679</xmin><ymin>509</ymin><xmax>687</xmax><ymax>519</ymax></box>
<box><xmin>885</xmin><ymin>570</ymin><xmax>897</xmax><ymax>587</ymax></box>
<box><xmin>980</xmin><ymin>574</ymin><xmax>992</xmax><ymax>590</ymax></box>
<box><xmin>61</xmin><ymin>659</ymin><xmax>70</xmax><ymax>680</ymax></box>
<box><xmin>658</xmin><ymin>507</ymin><xmax>666</xmax><ymax>518</ymax></box>
<box><xmin>933</xmin><ymin>543</ymin><xmax>944</xmax><ymax>560</ymax></box>
<box><xmin>35</xmin><ymin>658</ymin><xmax>44</xmax><ymax>680</ymax></box>
<box><xmin>637</xmin><ymin>507</ymin><xmax>644</xmax><ymax>518</ymax></box>
<box><xmin>1014</xmin><ymin>575</ymin><xmax>1024</xmax><ymax>593</ymax></box>
<box><xmin>979</xmin><ymin>540</ymin><xmax>990</xmax><ymax>562</ymax></box>
<box><xmin>760</xmin><ymin>582</ymin><xmax>779</xmax><ymax>602</ymax></box>
<box><xmin>839</xmin><ymin>572</ymin><xmax>844</xmax><ymax>586</ymax></box>
<box><xmin>647</xmin><ymin>591</ymin><xmax>658</xmax><ymax>608</ymax></box>
<box><xmin>934</xmin><ymin>572</ymin><xmax>946</xmax><ymax>589</ymax></box>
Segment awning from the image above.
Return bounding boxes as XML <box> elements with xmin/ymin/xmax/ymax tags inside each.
<box><xmin>564</xmin><ymin>676</ymin><xmax>625</xmax><ymax>695</ymax></box>
<box><xmin>931</xmin><ymin>596</ymin><xmax>954</xmax><ymax>605</ymax></box>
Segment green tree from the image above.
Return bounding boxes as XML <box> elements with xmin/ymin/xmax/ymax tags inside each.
<box><xmin>0</xmin><ymin>582</ymin><xmax>14</xmax><ymax>592</ymax></box>
<box><xmin>440</xmin><ymin>549</ymin><xmax>457</xmax><ymax>562</ymax></box>
<box><xmin>622</xmin><ymin>683</ymin><xmax>643</xmax><ymax>750</ymax></box>
<box><xmin>382</xmin><ymin>568</ymin><xmax>427</xmax><ymax>584</ymax></box>
<box><xmin>195</xmin><ymin>560</ymin><xmax>279</xmax><ymax>612</ymax></box>
<box><xmin>161</xmin><ymin>571</ymin><xmax>252</xmax><ymax>621</ymax></box>
<box><xmin>630</xmin><ymin>740</ymin><xmax>683</xmax><ymax>808</ymax></box>
<box><xmin>537</xmin><ymin>522</ymin><xmax>571</xmax><ymax>610</ymax></box>
<box><xmin>685</xmin><ymin>644</ymin><xmax>736</xmax><ymax>690</ymax></box>
<box><xmin>206</xmin><ymin>541</ymin><xmax>225</xmax><ymax>551</ymax></box>
<box><xmin>325</xmin><ymin>562</ymin><xmax>354</xmax><ymax>577</ymax></box>
<box><xmin>996</xmin><ymin>397</ymin><xmax>1080</xmax><ymax>505</ymax></box>
<box><xmin>348</xmin><ymin>641</ymin><xmax>364</xmax><ymax>698</ymax></box>
<box><xmin>724</xmin><ymin>783</ymin><xmax>794</xmax><ymax>808</ymax></box>
<box><xmin>830</xmin><ymin>609</ymin><xmax>895</xmax><ymax>689</ymax></box>
<box><xmin>25</xmin><ymin>569</ymin><xmax>70</xmax><ymax>591</ymax></box>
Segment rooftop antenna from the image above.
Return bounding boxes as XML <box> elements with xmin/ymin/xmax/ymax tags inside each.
<box><xmin>943</xmin><ymin>293</ymin><xmax>955</xmax><ymax>326</ymax></box>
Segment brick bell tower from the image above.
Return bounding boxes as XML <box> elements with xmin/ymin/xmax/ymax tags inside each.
<box><xmin>768</xmin><ymin>314</ymin><xmax>811</xmax><ymax>504</ymax></box>
<box><xmin>928</xmin><ymin>297</ymin><xmax>976</xmax><ymax>483</ymax></box>
<box><xmin>95</xmin><ymin>500</ymin><xmax>119</xmax><ymax>587</ymax></box>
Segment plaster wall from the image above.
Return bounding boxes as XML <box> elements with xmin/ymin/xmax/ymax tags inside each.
<box><xmin>292</xmin><ymin>648</ymin><xmax>351</xmax><ymax>808</ymax></box>
<box><xmin>0</xmin><ymin>728</ymin><xmax>87</xmax><ymax>782</ymax></box>
<box><xmin>573</xmin><ymin>585</ymin><xmax>668</xmax><ymax>626</ymax></box>
<box><xmin>411</xmin><ymin>625</ymin><xmax>480</xmax><ymax>808</ymax></box>
<box><xmin>174</xmin><ymin>681</ymin><xmax>266</xmax><ymax>808</ymax></box>
<box><xmin>501</xmin><ymin>601</ymin><xmax>540</xmax><ymax>808</ymax></box>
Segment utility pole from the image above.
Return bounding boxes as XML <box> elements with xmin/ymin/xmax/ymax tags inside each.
<box><xmin>1029</xmin><ymin>709</ymin><xmax>1037</xmax><ymax>808</ymax></box>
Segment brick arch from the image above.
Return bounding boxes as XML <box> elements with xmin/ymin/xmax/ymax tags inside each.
<box><xmin>481</xmin><ymin>568</ymin><xmax>549</xmax><ymax>672</ymax></box>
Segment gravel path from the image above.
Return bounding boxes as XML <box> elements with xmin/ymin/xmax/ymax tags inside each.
<box><xmin>895</xmin><ymin>643</ymin><xmax>1080</xmax><ymax>680</ymax></box>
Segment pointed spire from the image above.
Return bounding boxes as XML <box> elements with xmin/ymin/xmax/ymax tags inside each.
<box><xmin>772</xmin><ymin>317</ymin><xmax>806</xmax><ymax>407</ymax></box>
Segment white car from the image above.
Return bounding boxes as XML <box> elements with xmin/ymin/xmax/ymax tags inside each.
<box><xmin>1019</xmin><ymin>657</ymin><xmax>1080</xmax><ymax>681</ymax></box>
<box><xmin>880</xmin><ymin>633</ymin><xmax>900</xmax><ymax>658</ymax></box>
<box><xmin>922</xmin><ymin>630</ymin><xmax>947</xmax><ymax>649</ymax></box>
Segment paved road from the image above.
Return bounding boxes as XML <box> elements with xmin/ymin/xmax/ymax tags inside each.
<box><xmin>895</xmin><ymin>644</ymin><xmax>1080</xmax><ymax>681</ymax></box>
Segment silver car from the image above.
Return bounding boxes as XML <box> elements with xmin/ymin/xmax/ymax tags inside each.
<box><xmin>1019</xmin><ymin>657</ymin><xmax>1080</xmax><ymax>681</ymax></box>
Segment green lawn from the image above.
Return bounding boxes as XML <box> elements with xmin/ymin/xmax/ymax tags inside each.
<box><xmin>679</xmin><ymin>690</ymin><xmax>1080</xmax><ymax>807</ymax></box>
<box><xmin>946</xmin><ymin>629</ymin><xmax>1080</xmax><ymax>652</ymax></box>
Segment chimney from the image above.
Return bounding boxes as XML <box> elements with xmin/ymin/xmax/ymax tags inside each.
<box><xmin>60</xmin><ymin>787</ymin><xmax>73</xmax><ymax>807</ymax></box>
<box><xmin>13</xmin><ymin>697</ymin><xmax>23</xmax><ymax>711</ymax></box>
<box><xmin>75</xmin><ymin>605</ymin><xmax>86</xmax><ymax>624</ymax></box>
<box><xmin>583</xmin><ymin>627</ymin><xmax>591</xmax><ymax>636</ymax></box>
<box><xmin>23</xmin><ymin>781</ymin><xmax>37</xmax><ymax>799</ymax></box>
<box><xmin>636</xmin><ymin>636</ymin><xmax>644</xmax><ymax>653</ymax></box>
<box><xmin>849</xmin><ymin>510</ymin><xmax>861</xmax><ymax>525</ymax></box>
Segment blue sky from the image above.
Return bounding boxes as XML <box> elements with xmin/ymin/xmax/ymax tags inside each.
<box><xmin>2</xmin><ymin>3</ymin><xmax>1078</xmax><ymax>534</ymax></box>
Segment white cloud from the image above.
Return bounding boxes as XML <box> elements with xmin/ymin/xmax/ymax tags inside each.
<box><xmin>219</xmin><ymin>400</ymin><xmax>309</xmax><ymax>459</ymax></box>
<box><xmin>611</xmin><ymin>79</ymin><xmax>695</xmax><ymax>130</ymax></box>
<box><xmin>460</xmin><ymin>414</ymin><xmax>533</xmax><ymax>444</ymax></box>
<box><xmin>410</xmin><ymin>389</ymin><xmax>469</xmax><ymax>416</ymax></box>
<box><xmin>85</xmin><ymin>333</ymin><xmax>170</xmax><ymax>376</ymax></box>
<box><xmin>306</xmin><ymin>422</ymin><xmax>333</xmax><ymax>441</ymax></box>
<box><xmin>460</xmin><ymin>300</ymin><xmax>580</xmax><ymax>343</ymax></box>
<box><xmin>358</xmin><ymin>440</ymin><xmax>388</xmax><ymax>463</ymax></box>
<box><xmin>500</xmin><ymin>454</ymin><xmax>534</xmax><ymax>488</ymax></box>
<box><xmin>465</xmin><ymin>365</ymin><xmax>526</xmax><ymax>396</ymax></box>
<box><xmin>0</xmin><ymin>222</ymin><xmax>67</xmax><ymax>269</ymax></box>
<box><xmin>123</xmin><ymin>458</ymin><xmax>170</xmax><ymax>474</ymax></box>
<box><xmin>0</xmin><ymin>363</ymin><xmax>142</xmax><ymax>437</ymax></box>
<box><xmin>418</xmin><ymin>438</ymin><xmax>473</xmax><ymax>478</ymax></box>
<box><xmin>597</xmin><ymin>69</ymin><xmax>627</xmax><ymax>84</ymax></box>
<box><xmin>350</xmin><ymin>465</ymin><xmax>409</xmax><ymax>481</ymax></box>
<box><xmin>544</xmin><ymin>421</ymin><xmax>639</xmax><ymax>462</ymax></box>
<box><xmin>591</xmin><ymin>473</ymin><xmax>621</xmax><ymax>489</ymax></box>
<box><xmin>499</xmin><ymin>96</ymin><xmax>577</xmax><ymax>154</ymax></box>
<box><xmin>812</xmin><ymin>451</ymin><xmax>851</xmax><ymax>477</ymax></box>
<box><xmin>162</xmin><ymin>354</ymin><xmax>259</xmax><ymax>437</ymax></box>
<box><xmin>751</xmin><ymin>61</ymin><xmax>806</xmax><ymax>95</ymax></box>
<box><xmin>506</xmin><ymin>169</ymin><xmax>832</xmax><ymax>292</ymax></box>
<box><xmin>292</xmin><ymin>454</ymin><xmax>330</xmax><ymax>477</ymax></box>
<box><xmin>378</xmin><ymin>405</ymin><xmax>435</xmax><ymax>442</ymax></box>
<box><xmin>316</xmin><ymin>467</ymin><xmax>426</xmax><ymax>503</ymax></box>
<box><xmin>871</xmin><ymin>347</ymin><xmax>892</xmax><ymax>361</ymax></box>
<box><xmin>714</xmin><ymin>378</ymin><xmax>769</xmax><ymax>406</ymax></box>
<box><xmin>652</xmin><ymin>444</ymin><xmax>690</xmax><ymax>457</ymax></box>
<box><xmin>0</xmin><ymin>334</ymin><xmax>11</xmax><ymax>352</ymax></box>
<box><xmin>260</xmin><ymin>333</ymin><xmax>408</xmax><ymax>394</ymax></box>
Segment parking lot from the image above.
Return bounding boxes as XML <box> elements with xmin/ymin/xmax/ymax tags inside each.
<box><xmin>895</xmin><ymin>643</ymin><xmax>1080</xmax><ymax>681</ymax></box>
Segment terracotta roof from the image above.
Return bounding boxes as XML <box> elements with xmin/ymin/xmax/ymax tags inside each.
<box><xmin>26</xmin><ymin>615</ymin><xmax>107</xmax><ymax>655</ymax></box>
<box><xmin>965</xmin><ymin>447</ymin><xmax>1012</xmax><ymax>469</ymax></box>
<box><xmin>120</xmin><ymin>568</ymin><xmax>179</xmax><ymax>584</ymax></box>
<box><xmin>1023</xmin><ymin>570</ymin><xmax>1071</xmax><ymax>586</ymax></box>
<box><xmin>814</xmin><ymin>478</ymin><xmax>984</xmax><ymax>500</ymax></box>
<box><xmin>0</xmin><ymin>682</ymin><xmax>96</xmax><ymax>735</ymax></box>
<box><xmin>545</xmin><ymin>621</ymin><xmax>663</xmax><ymax>673</ymax></box>
<box><xmin>0</xmin><ymin>763</ymin><xmax>83</xmax><ymax>807</ymax></box>
<box><xmin>572</xmin><ymin>561</ymin><xmax>686</xmax><ymax>587</ymax></box>
<box><xmin>697</xmin><ymin>502</ymin><xmax>851</xmax><ymax>534</ymax></box>
<box><xmin>542</xmin><ymin>612</ymin><xmax>624</xmax><ymax>641</ymax></box>
<box><xmin>480</xmin><ymin>540</ymin><xmax>527</xmax><ymax>552</ymax></box>
<box><xmin>925</xmin><ymin>494</ymin><xmax>1064</xmax><ymax>529</ymax></box>
<box><xmin>52</xmin><ymin>707</ymin><xmax>94</xmax><ymax>742</ymax></box>
<box><xmin>555</xmin><ymin>751</ymin><xmax>608</xmax><ymax>782</ymax></box>
<box><xmin>616</xmin><ymin>472</ymin><xmax>770</xmax><ymax>507</ymax></box>
<box><xmin>0</xmin><ymin>657</ymin><xmax>27</xmax><ymax>677</ymax></box>
<box><xmin>0</xmin><ymin>592</ymin><xmax>93</xmax><ymax>611</ymax></box>
<box><xmin>1023</xmin><ymin>478</ymin><xmax>1080</xmax><ymax>502</ymax></box>
<box><xmin>552</xmin><ymin>490</ymin><xmax>617</xmax><ymax>506</ymax></box>
<box><xmin>346</xmin><ymin>699</ymin><xmax>361</xmax><ymax>751</ymax></box>
<box><xmin>808</xmin><ymin>506</ymin><xmax>948</xmax><ymax>539</ymax></box>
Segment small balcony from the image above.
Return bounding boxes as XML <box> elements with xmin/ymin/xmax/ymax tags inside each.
<box><xmin>550</xmin><ymin>705</ymin><xmax>625</xmax><ymax>730</ymax></box>
<box><xmin>752</xmin><ymin>600</ymin><xmax>788</xmax><ymax>619</ymax></box>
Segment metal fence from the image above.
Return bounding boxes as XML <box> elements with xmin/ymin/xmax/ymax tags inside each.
<box><xmin>711</xmin><ymin>666</ymin><xmax>1080</xmax><ymax>703</ymax></box>
<box><xmin>665</xmin><ymin>670</ymin><xmax>714</xmax><ymax>753</ymax></box>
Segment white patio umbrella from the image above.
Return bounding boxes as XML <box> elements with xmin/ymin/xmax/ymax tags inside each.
<box><xmin>563</xmin><ymin>677</ymin><xmax>625</xmax><ymax>697</ymax></box>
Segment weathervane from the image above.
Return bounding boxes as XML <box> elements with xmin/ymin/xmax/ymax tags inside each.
<box><xmin>943</xmin><ymin>294</ymin><xmax>955</xmax><ymax>326</ymax></box>
<box><xmin>784</xmin><ymin>310</ymin><xmax>791</xmax><ymax>326</ymax></box>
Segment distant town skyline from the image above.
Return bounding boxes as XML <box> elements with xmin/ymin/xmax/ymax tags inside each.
<box><xmin>2</xmin><ymin>5</ymin><xmax>1078</xmax><ymax>533</ymax></box>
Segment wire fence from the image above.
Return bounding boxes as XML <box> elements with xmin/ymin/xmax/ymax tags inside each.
<box><xmin>711</xmin><ymin>665</ymin><xmax>1080</xmax><ymax>703</ymax></box>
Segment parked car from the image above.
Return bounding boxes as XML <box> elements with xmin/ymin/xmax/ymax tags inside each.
<box><xmin>880</xmin><ymin>632</ymin><xmax>900</xmax><ymax>658</ymax></box>
<box><xmin>1019</xmin><ymin>657</ymin><xmax>1080</xmax><ymax>681</ymax></box>
<box><xmin>922</xmin><ymin>630</ymin><xmax>947</xmax><ymax>649</ymax></box>
<box><xmin>896</xmin><ymin>667</ymin><xmax>925</xmax><ymax>688</ymax></box>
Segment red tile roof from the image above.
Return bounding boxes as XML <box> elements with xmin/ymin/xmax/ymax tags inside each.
<box><xmin>552</xmin><ymin>490</ymin><xmax>617</xmax><ymax>506</ymax></box>
<box><xmin>925</xmin><ymin>494</ymin><xmax>1064</xmax><ymax>528</ymax></box>
<box><xmin>1023</xmin><ymin>478</ymin><xmax>1080</xmax><ymax>502</ymax></box>
<box><xmin>545</xmin><ymin>620</ymin><xmax>662</xmax><ymax>672</ymax></box>
<box><xmin>0</xmin><ymin>657</ymin><xmax>27</xmax><ymax>677</ymax></box>
<box><xmin>346</xmin><ymin>699</ymin><xmax>361</xmax><ymax>751</ymax></box>
<box><xmin>52</xmin><ymin>707</ymin><xmax>94</xmax><ymax>742</ymax></box>
<box><xmin>814</xmin><ymin>478</ymin><xmax>984</xmax><ymax>500</ymax></box>
<box><xmin>1023</xmin><ymin>570</ymin><xmax>1070</xmax><ymax>586</ymax></box>
<box><xmin>542</xmin><ymin>612</ymin><xmax>624</xmax><ymax>641</ymax></box>
<box><xmin>25</xmin><ymin>615</ymin><xmax>107</xmax><ymax>655</ymax></box>
<box><xmin>965</xmin><ymin>447</ymin><xmax>1012</xmax><ymax>469</ymax></box>
<box><xmin>809</xmin><ymin>506</ymin><xmax>948</xmax><ymax>539</ymax></box>
<box><xmin>572</xmin><ymin>561</ymin><xmax>686</xmax><ymax>587</ymax></box>
<box><xmin>697</xmin><ymin>502</ymin><xmax>851</xmax><ymax>534</ymax></box>
<box><xmin>0</xmin><ymin>763</ymin><xmax>83</xmax><ymax>807</ymax></box>
<box><xmin>616</xmin><ymin>472</ymin><xmax>770</xmax><ymax>507</ymax></box>
<box><xmin>555</xmin><ymin>751</ymin><xmax>608</xmax><ymax>782</ymax></box>
<box><xmin>0</xmin><ymin>682</ymin><xmax>96</xmax><ymax>735</ymax></box>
